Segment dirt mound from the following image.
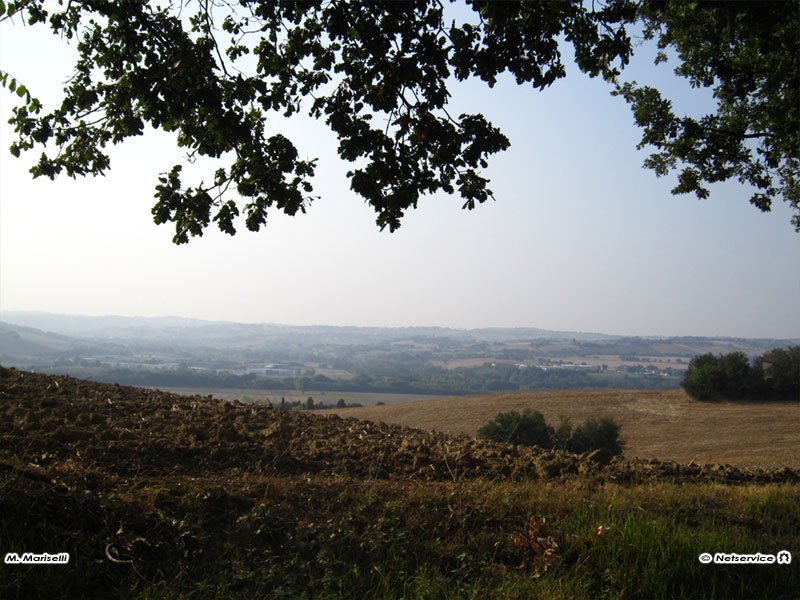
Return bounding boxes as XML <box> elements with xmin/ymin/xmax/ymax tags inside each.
<box><xmin>2</xmin><ymin>366</ymin><xmax>797</xmax><ymax>486</ymax></box>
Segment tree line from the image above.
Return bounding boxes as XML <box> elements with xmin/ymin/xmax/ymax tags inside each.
<box><xmin>72</xmin><ymin>361</ymin><xmax>680</xmax><ymax>396</ymax></box>
<box><xmin>681</xmin><ymin>347</ymin><xmax>799</xmax><ymax>401</ymax></box>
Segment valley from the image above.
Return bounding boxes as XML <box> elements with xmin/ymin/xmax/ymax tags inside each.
<box><xmin>4</xmin><ymin>312</ymin><xmax>796</xmax><ymax>398</ymax></box>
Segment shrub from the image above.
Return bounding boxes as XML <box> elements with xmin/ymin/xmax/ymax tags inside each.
<box><xmin>680</xmin><ymin>354</ymin><xmax>724</xmax><ymax>400</ymax></box>
<box><xmin>718</xmin><ymin>352</ymin><xmax>752</xmax><ymax>397</ymax></box>
<box><xmin>476</xmin><ymin>409</ymin><xmax>554</xmax><ymax>448</ymax></box>
<box><xmin>554</xmin><ymin>415</ymin><xmax>573</xmax><ymax>451</ymax></box>
<box><xmin>757</xmin><ymin>347</ymin><xmax>800</xmax><ymax>398</ymax></box>
<box><xmin>567</xmin><ymin>418</ymin><xmax>625</xmax><ymax>456</ymax></box>
<box><xmin>478</xmin><ymin>410</ymin><xmax>625</xmax><ymax>456</ymax></box>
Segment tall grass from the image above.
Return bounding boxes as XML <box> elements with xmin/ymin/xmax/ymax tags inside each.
<box><xmin>2</xmin><ymin>469</ymin><xmax>798</xmax><ymax>599</ymax></box>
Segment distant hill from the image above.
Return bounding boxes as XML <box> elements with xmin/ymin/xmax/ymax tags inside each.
<box><xmin>0</xmin><ymin>322</ymin><xmax>124</xmax><ymax>363</ymax></box>
<box><xmin>2</xmin><ymin>310</ymin><xmax>798</xmax><ymax>347</ymax></box>
<box><xmin>0</xmin><ymin>311</ymin><xmax>230</xmax><ymax>340</ymax></box>
<box><xmin>2</xmin><ymin>311</ymin><xmax>796</xmax><ymax>397</ymax></box>
<box><xmin>0</xmin><ymin>310</ymin><xmax>617</xmax><ymax>344</ymax></box>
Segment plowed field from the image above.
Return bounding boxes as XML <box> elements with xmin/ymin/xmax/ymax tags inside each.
<box><xmin>2</xmin><ymin>367</ymin><xmax>797</xmax><ymax>484</ymax></box>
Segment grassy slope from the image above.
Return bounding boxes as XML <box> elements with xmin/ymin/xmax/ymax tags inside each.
<box><xmin>3</xmin><ymin>472</ymin><xmax>799</xmax><ymax>600</ymax></box>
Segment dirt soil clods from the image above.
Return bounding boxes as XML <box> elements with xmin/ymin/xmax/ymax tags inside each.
<box><xmin>2</xmin><ymin>366</ymin><xmax>797</xmax><ymax>486</ymax></box>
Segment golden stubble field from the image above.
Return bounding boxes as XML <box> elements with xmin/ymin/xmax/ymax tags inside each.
<box><xmin>330</xmin><ymin>390</ymin><xmax>800</xmax><ymax>469</ymax></box>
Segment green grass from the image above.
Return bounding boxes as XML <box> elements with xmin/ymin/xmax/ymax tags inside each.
<box><xmin>2</xmin><ymin>468</ymin><xmax>798</xmax><ymax>600</ymax></box>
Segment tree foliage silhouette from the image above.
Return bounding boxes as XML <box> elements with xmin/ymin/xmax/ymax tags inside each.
<box><xmin>2</xmin><ymin>0</ymin><xmax>797</xmax><ymax>242</ymax></box>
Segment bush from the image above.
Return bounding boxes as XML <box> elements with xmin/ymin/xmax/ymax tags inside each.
<box><xmin>718</xmin><ymin>352</ymin><xmax>752</xmax><ymax>397</ymax></box>
<box><xmin>477</xmin><ymin>410</ymin><xmax>624</xmax><ymax>456</ymax></box>
<box><xmin>680</xmin><ymin>354</ymin><xmax>725</xmax><ymax>400</ymax></box>
<box><xmin>554</xmin><ymin>415</ymin><xmax>573</xmax><ymax>450</ymax></box>
<box><xmin>476</xmin><ymin>409</ymin><xmax>554</xmax><ymax>448</ymax></box>
<box><xmin>567</xmin><ymin>418</ymin><xmax>625</xmax><ymax>456</ymax></box>
<box><xmin>757</xmin><ymin>347</ymin><xmax>800</xmax><ymax>397</ymax></box>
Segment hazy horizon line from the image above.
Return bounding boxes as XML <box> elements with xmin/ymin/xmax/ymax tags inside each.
<box><xmin>1</xmin><ymin>309</ymin><xmax>798</xmax><ymax>342</ymax></box>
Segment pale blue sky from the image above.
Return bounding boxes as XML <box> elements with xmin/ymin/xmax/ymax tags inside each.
<box><xmin>1</xmin><ymin>8</ymin><xmax>798</xmax><ymax>338</ymax></box>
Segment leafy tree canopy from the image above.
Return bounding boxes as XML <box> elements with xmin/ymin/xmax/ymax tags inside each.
<box><xmin>1</xmin><ymin>0</ymin><xmax>797</xmax><ymax>243</ymax></box>
<box><xmin>615</xmin><ymin>1</ymin><xmax>799</xmax><ymax>228</ymax></box>
<box><xmin>681</xmin><ymin>347</ymin><xmax>799</xmax><ymax>401</ymax></box>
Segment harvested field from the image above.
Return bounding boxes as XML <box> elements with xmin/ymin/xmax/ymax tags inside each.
<box><xmin>329</xmin><ymin>389</ymin><xmax>800</xmax><ymax>469</ymax></box>
<box><xmin>157</xmin><ymin>386</ymin><xmax>441</xmax><ymax>406</ymax></box>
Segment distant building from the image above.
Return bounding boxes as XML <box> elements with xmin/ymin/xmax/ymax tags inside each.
<box><xmin>263</xmin><ymin>364</ymin><xmax>296</xmax><ymax>377</ymax></box>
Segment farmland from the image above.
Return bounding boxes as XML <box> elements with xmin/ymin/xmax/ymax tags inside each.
<box><xmin>158</xmin><ymin>386</ymin><xmax>443</xmax><ymax>408</ymax></box>
<box><xmin>5</xmin><ymin>313</ymin><xmax>797</xmax><ymax>398</ymax></box>
<box><xmin>2</xmin><ymin>367</ymin><xmax>799</xmax><ymax>599</ymax></box>
<box><xmin>331</xmin><ymin>389</ymin><xmax>800</xmax><ymax>469</ymax></box>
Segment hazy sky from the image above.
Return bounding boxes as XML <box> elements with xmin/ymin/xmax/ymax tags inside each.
<box><xmin>1</xmin><ymin>7</ymin><xmax>798</xmax><ymax>338</ymax></box>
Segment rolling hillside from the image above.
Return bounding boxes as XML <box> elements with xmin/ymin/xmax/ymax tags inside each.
<box><xmin>2</xmin><ymin>367</ymin><xmax>798</xmax><ymax>599</ymax></box>
<box><xmin>330</xmin><ymin>389</ymin><xmax>800</xmax><ymax>469</ymax></box>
